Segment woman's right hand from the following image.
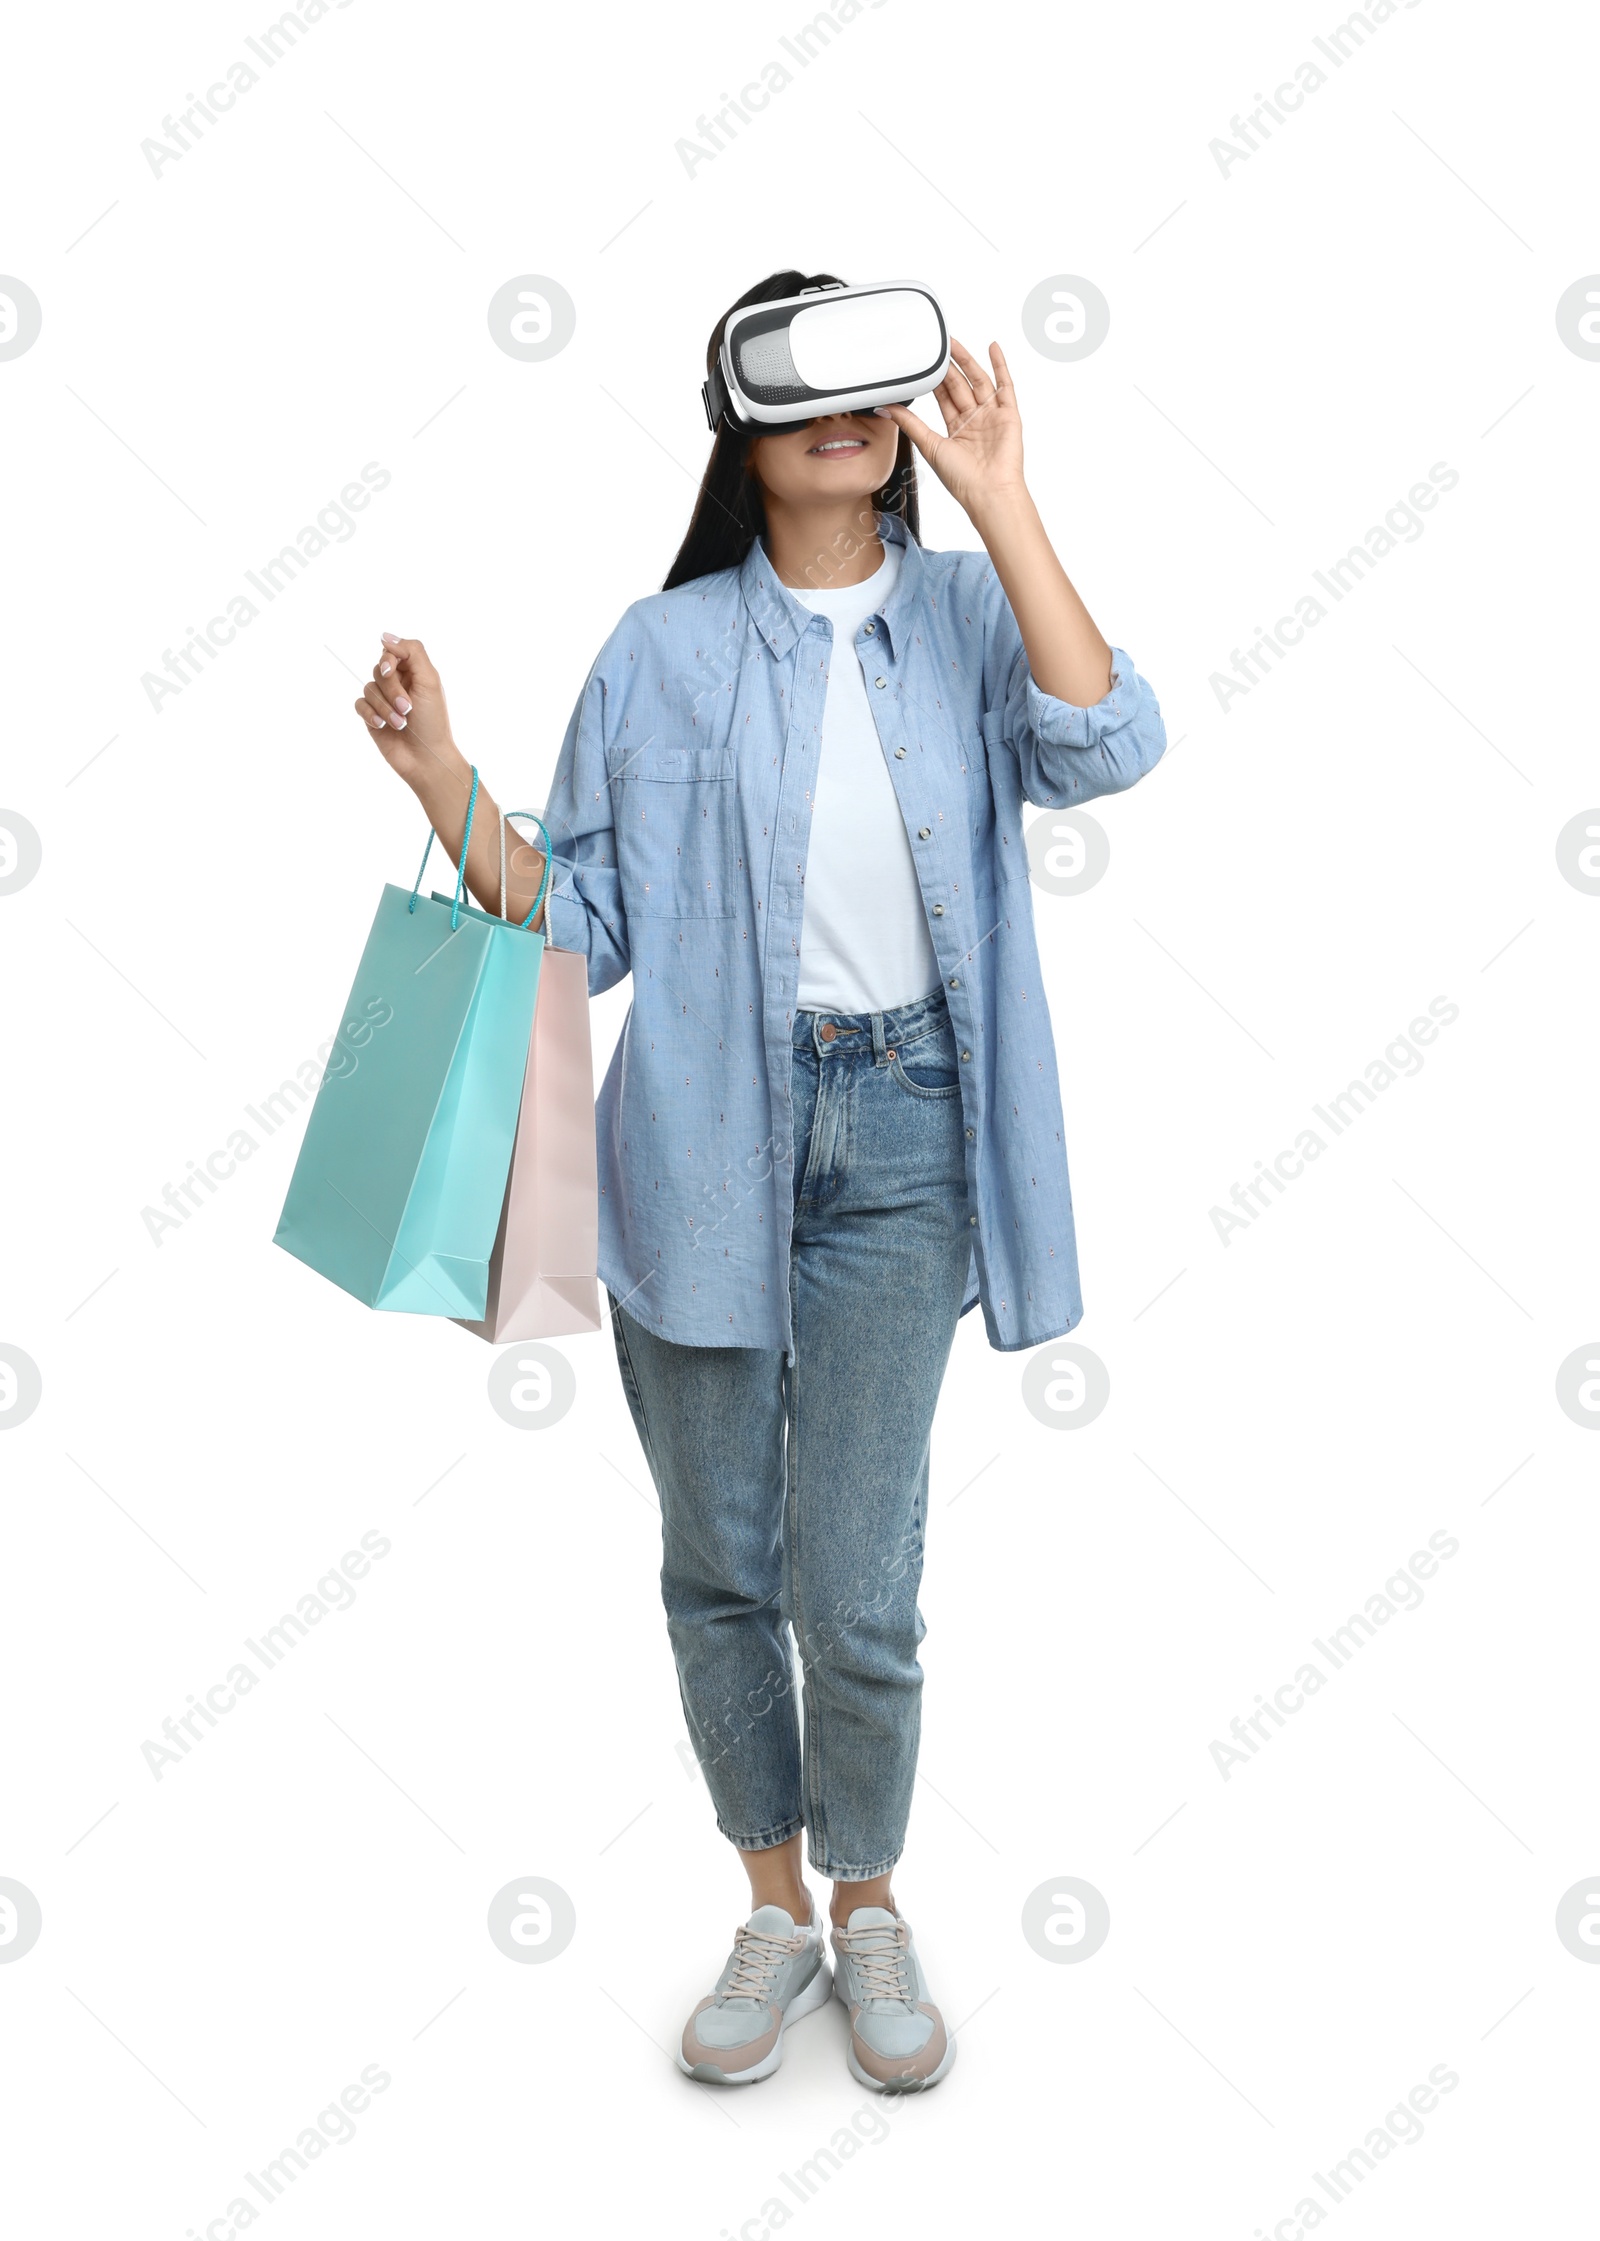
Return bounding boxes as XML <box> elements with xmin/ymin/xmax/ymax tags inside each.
<box><xmin>352</xmin><ymin>631</ymin><xmax>548</xmax><ymax>929</ymax></box>
<box><xmin>355</xmin><ymin>633</ymin><xmax>463</xmax><ymax>795</ymax></box>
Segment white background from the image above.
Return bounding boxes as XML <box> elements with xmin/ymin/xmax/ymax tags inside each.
<box><xmin>2</xmin><ymin>0</ymin><xmax>1596</xmax><ymax>2234</ymax></box>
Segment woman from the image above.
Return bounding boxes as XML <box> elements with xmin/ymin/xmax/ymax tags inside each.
<box><xmin>355</xmin><ymin>270</ymin><xmax>1165</xmax><ymax>2092</ymax></box>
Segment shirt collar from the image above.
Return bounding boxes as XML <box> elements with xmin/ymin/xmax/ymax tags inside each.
<box><xmin>738</xmin><ymin>509</ymin><xmax>922</xmax><ymax>663</ymax></box>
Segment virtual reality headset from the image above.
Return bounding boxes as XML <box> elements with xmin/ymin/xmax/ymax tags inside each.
<box><xmin>701</xmin><ymin>279</ymin><xmax>950</xmax><ymax>437</ymax></box>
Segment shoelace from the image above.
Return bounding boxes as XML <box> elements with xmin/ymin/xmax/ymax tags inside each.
<box><xmin>837</xmin><ymin>1923</ymin><xmax>913</xmax><ymax>2005</ymax></box>
<box><xmin>722</xmin><ymin>1923</ymin><xmax>804</xmax><ymax>2002</ymax></box>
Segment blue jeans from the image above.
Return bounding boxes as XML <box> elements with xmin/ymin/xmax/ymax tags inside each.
<box><xmin>607</xmin><ymin>985</ymin><xmax>974</xmax><ymax>1879</ymax></box>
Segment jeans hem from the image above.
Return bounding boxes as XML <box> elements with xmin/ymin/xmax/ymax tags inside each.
<box><xmin>808</xmin><ymin>1847</ymin><xmax>904</xmax><ymax>1882</ymax></box>
<box><xmin>721</xmin><ymin>1815</ymin><xmax>806</xmax><ymax>1854</ymax></box>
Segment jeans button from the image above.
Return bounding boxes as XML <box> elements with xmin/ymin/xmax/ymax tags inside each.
<box><xmin>968</xmin><ymin>1214</ymin><xmax>978</xmax><ymax>1226</ymax></box>
<box><xmin>966</xmin><ymin>1127</ymin><xmax>975</xmax><ymax>1140</ymax></box>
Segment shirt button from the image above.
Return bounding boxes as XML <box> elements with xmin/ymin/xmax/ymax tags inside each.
<box><xmin>949</xmin><ymin>976</ymin><xmax>960</xmax><ymax>989</ymax></box>
<box><xmin>961</xmin><ymin>1049</ymin><xmax>972</xmax><ymax>1062</ymax></box>
<box><xmin>894</xmin><ymin>747</ymin><xmax>906</xmax><ymax>759</ymax></box>
<box><xmin>932</xmin><ymin>903</ymin><xmax>945</xmax><ymax>916</ymax></box>
<box><xmin>918</xmin><ymin>826</ymin><xmax>931</xmax><ymax>839</ymax></box>
<box><xmin>874</xmin><ymin>676</ymin><xmax>887</xmax><ymax>689</ymax></box>
<box><xmin>864</xmin><ymin>621</ymin><xmax>876</xmax><ymax>635</ymax></box>
<box><xmin>966</xmin><ymin>1127</ymin><xmax>976</xmax><ymax>1140</ymax></box>
<box><xmin>968</xmin><ymin>1213</ymin><xmax>978</xmax><ymax>1226</ymax></box>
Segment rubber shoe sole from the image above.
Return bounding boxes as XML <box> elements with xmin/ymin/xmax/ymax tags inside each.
<box><xmin>676</xmin><ymin>1959</ymin><xmax>833</xmax><ymax>2085</ymax></box>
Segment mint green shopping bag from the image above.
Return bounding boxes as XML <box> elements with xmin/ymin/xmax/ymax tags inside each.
<box><xmin>273</xmin><ymin>777</ymin><xmax>552</xmax><ymax>1318</ymax></box>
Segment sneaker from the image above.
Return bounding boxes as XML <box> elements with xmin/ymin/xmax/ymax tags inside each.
<box><xmin>677</xmin><ymin>1903</ymin><xmax>832</xmax><ymax>2085</ymax></box>
<box><xmin>831</xmin><ymin>1907</ymin><xmax>956</xmax><ymax>2091</ymax></box>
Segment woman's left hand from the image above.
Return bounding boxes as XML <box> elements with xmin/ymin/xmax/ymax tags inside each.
<box><xmin>878</xmin><ymin>337</ymin><xmax>1025</xmax><ymax>520</ymax></box>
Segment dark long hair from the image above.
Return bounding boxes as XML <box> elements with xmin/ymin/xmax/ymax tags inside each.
<box><xmin>662</xmin><ymin>269</ymin><xmax>921</xmax><ymax>592</ymax></box>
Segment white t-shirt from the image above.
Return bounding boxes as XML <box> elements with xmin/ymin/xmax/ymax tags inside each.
<box><xmin>789</xmin><ymin>538</ymin><xmax>941</xmax><ymax>1015</ymax></box>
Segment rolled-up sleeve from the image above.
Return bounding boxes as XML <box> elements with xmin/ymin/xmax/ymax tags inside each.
<box><xmin>982</xmin><ymin>565</ymin><xmax>1167</xmax><ymax>808</ymax></box>
<box><xmin>539</xmin><ymin>661</ymin><xmax>630</xmax><ymax>994</ymax></box>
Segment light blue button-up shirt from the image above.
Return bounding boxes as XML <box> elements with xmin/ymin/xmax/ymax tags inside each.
<box><xmin>541</xmin><ymin>510</ymin><xmax>1165</xmax><ymax>1356</ymax></box>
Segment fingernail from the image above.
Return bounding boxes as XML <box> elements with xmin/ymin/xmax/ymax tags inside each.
<box><xmin>382</xmin><ymin>631</ymin><xmax>401</xmax><ymax>646</ymax></box>
<box><xmin>380</xmin><ymin>659</ymin><xmax>393</xmax><ymax>675</ymax></box>
<box><xmin>390</xmin><ymin>715</ymin><xmax>406</xmax><ymax>729</ymax></box>
<box><xmin>394</xmin><ymin>695</ymin><xmax>411</xmax><ymax>714</ymax></box>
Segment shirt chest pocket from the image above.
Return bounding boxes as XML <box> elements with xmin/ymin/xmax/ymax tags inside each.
<box><xmin>608</xmin><ymin>742</ymin><xmax>738</xmax><ymax>920</ymax></box>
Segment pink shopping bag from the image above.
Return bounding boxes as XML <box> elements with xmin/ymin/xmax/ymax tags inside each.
<box><xmin>455</xmin><ymin>940</ymin><xmax>600</xmax><ymax>1342</ymax></box>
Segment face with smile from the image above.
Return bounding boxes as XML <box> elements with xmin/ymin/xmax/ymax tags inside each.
<box><xmin>747</xmin><ymin>409</ymin><xmax>899</xmax><ymax>511</ymax></box>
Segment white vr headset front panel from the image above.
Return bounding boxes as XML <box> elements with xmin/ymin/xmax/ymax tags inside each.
<box><xmin>786</xmin><ymin>290</ymin><xmax>944</xmax><ymax>390</ymax></box>
<box><xmin>706</xmin><ymin>281</ymin><xmax>950</xmax><ymax>433</ymax></box>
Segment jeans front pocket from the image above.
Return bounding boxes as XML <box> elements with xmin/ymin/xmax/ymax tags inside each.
<box><xmin>610</xmin><ymin>742</ymin><xmax>737</xmax><ymax>919</ymax></box>
<box><xmin>888</xmin><ymin>1018</ymin><xmax>962</xmax><ymax>1099</ymax></box>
